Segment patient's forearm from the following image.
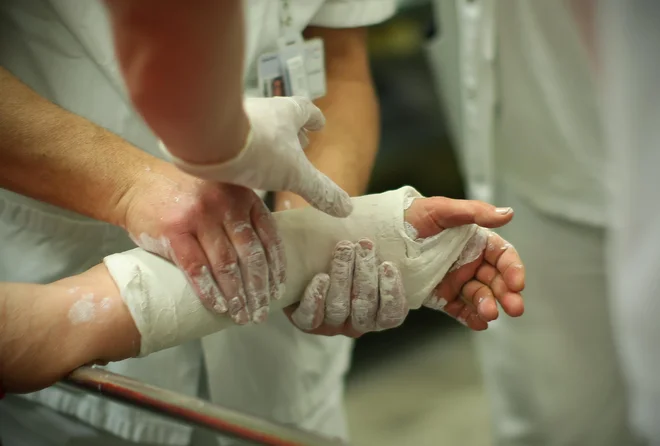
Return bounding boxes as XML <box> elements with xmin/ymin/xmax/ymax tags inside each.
<box><xmin>0</xmin><ymin>267</ymin><xmax>139</xmax><ymax>393</ymax></box>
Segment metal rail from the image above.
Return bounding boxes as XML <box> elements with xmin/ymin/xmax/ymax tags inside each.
<box><xmin>60</xmin><ymin>367</ymin><xmax>344</xmax><ymax>446</ymax></box>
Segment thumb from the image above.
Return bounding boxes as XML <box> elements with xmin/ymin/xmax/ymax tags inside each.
<box><xmin>405</xmin><ymin>197</ymin><xmax>514</xmax><ymax>239</ymax></box>
<box><xmin>286</xmin><ymin>96</ymin><xmax>326</xmax><ymax>132</ymax></box>
<box><xmin>293</xmin><ymin>165</ymin><xmax>353</xmax><ymax>218</ymax></box>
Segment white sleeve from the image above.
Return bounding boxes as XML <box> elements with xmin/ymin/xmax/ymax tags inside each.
<box><xmin>310</xmin><ymin>0</ymin><xmax>397</xmax><ymax>28</ymax></box>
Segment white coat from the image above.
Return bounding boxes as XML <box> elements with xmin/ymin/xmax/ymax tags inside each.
<box><xmin>0</xmin><ymin>0</ymin><xmax>395</xmax><ymax>444</ymax></box>
<box><xmin>601</xmin><ymin>1</ymin><xmax>660</xmax><ymax>443</ymax></box>
<box><xmin>424</xmin><ymin>2</ymin><xmax>636</xmax><ymax>446</ymax></box>
<box><xmin>426</xmin><ymin>0</ymin><xmax>605</xmax><ymax>226</ymax></box>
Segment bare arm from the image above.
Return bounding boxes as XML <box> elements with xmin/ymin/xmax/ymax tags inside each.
<box><xmin>0</xmin><ymin>66</ymin><xmax>155</xmax><ymax>228</ymax></box>
<box><xmin>0</xmin><ymin>266</ymin><xmax>139</xmax><ymax>394</ymax></box>
<box><xmin>274</xmin><ymin>26</ymin><xmax>379</xmax><ymax>211</ymax></box>
<box><xmin>103</xmin><ymin>0</ymin><xmax>249</xmax><ymax>164</ymax></box>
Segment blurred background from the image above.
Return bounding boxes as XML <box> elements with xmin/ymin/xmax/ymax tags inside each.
<box><xmin>345</xmin><ymin>1</ymin><xmax>492</xmax><ymax>445</ymax></box>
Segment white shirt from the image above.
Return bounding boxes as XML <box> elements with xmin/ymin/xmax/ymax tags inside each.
<box><xmin>0</xmin><ymin>0</ymin><xmax>395</xmax><ymax>444</ymax></box>
<box><xmin>428</xmin><ymin>0</ymin><xmax>605</xmax><ymax>226</ymax></box>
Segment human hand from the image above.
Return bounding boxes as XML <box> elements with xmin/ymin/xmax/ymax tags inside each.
<box><xmin>284</xmin><ymin>196</ymin><xmax>524</xmax><ymax>336</ymax></box>
<box><xmin>404</xmin><ymin>198</ymin><xmax>525</xmax><ymax>330</ymax></box>
<box><xmin>284</xmin><ymin>238</ymin><xmax>407</xmax><ymax>337</ymax></box>
<box><xmin>161</xmin><ymin>96</ymin><xmax>353</xmax><ymax>218</ymax></box>
<box><xmin>120</xmin><ymin>162</ymin><xmax>285</xmax><ymax>324</ymax></box>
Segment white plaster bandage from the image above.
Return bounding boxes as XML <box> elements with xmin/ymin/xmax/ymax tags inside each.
<box><xmin>104</xmin><ymin>186</ymin><xmax>477</xmax><ymax>356</ymax></box>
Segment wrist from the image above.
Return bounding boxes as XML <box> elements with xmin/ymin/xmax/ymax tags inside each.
<box><xmin>109</xmin><ymin>156</ymin><xmax>172</xmax><ymax>230</ymax></box>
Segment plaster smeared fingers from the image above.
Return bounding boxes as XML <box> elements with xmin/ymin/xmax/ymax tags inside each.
<box><xmin>440</xmin><ymin>299</ymin><xmax>486</xmax><ymax>330</ymax></box>
<box><xmin>483</xmin><ymin>231</ymin><xmax>526</xmax><ymax>292</ymax></box>
<box><xmin>350</xmin><ymin>239</ymin><xmax>379</xmax><ymax>332</ymax></box>
<box><xmin>225</xmin><ymin>217</ymin><xmax>269</xmax><ymax>324</ymax></box>
<box><xmin>251</xmin><ymin>199</ymin><xmax>286</xmax><ymax>302</ymax></box>
<box><xmin>376</xmin><ymin>262</ymin><xmax>408</xmax><ymax>331</ymax></box>
<box><xmin>423</xmin><ymin>287</ymin><xmax>450</xmax><ymax>312</ymax></box>
<box><xmin>324</xmin><ymin>241</ymin><xmax>355</xmax><ymax>326</ymax></box>
<box><xmin>475</xmin><ymin>263</ymin><xmax>524</xmax><ymax>317</ymax></box>
<box><xmin>475</xmin><ymin>264</ymin><xmax>509</xmax><ymax>301</ymax></box>
<box><xmin>404</xmin><ymin>197</ymin><xmax>515</xmax><ymax>240</ymax></box>
<box><xmin>461</xmin><ymin>279</ymin><xmax>498</xmax><ymax>322</ymax></box>
<box><xmin>291</xmin><ymin>273</ymin><xmax>329</xmax><ymax>331</ymax></box>
<box><xmin>168</xmin><ymin>233</ymin><xmax>226</xmax><ymax>314</ymax></box>
<box><xmin>198</xmin><ymin>227</ymin><xmax>250</xmax><ymax>323</ymax></box>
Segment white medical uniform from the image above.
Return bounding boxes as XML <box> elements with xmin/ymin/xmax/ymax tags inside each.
<box><xmin>426</xmin><ymin>1</ymin><xmax>639</xmax><ymax>445</ymax></box>
<box><xmin>0</xmin><ymin>1</ymin><xmax>395</xmax><ymax>445</ymax></box>
<box><xmin>601</xmin><ymin>1</ymin><xmax>660</xmax><ymax>444</ymax></box>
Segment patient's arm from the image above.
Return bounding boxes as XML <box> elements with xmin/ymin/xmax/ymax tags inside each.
<box><xmin>0</xmin><ymin>267</ymin><xmax>139</xmax><ymax>394</ymax></box>
<box><xmin>0</xmin><ymin>188</ymin><xmax>524</xmax><ymax>393</ymax></box>
<box><xmin>105</xmin><ymin>186</ymin><xmax>524</xmax><ymax>356</ymax></box>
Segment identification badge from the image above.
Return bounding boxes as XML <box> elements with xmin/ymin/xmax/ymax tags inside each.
<box><xmin>257</xmin><ymin>31</ymin><xmax>327</xmax><ymax>100</ymax></box>
<box><xmin>257</xmin><ymin>51</ymin><xmax>286</xmax><ymax>98</ymax></box>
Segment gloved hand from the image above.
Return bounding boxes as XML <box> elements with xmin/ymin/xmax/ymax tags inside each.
<box><xmin>121</xmin><ymin>161</ymin><xmax>285</xmax><ymax>325</ymax></box>
<box><xmin>286</xmin><ymin>239</ymin><xmax>408</xmax><ymax>337</ymax></box>
<box><xmin>160</xmin><ymin>96</ymin><xmax>353</xmax><ymax>218</ymax></box>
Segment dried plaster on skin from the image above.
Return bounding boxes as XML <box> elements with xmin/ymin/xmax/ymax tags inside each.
<box><xmin>67</xmin><ymin>293</ymin><xmax>113</xmax><ymax>325</ymax></box>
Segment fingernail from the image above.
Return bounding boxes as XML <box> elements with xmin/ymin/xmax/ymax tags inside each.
<box><xmin>213</xmin><ymin>300</ymin><xmax>228</xmax><ymax>314</ymax></box>
<box><xmin>495</xmin><ymin>207</ymin><xmax>513</xmax><ymax>215</ymax></box>
<box><xmin>233</xmin><ymin>308</ymin><xmax>250</xmax><ymax>325</ymax></box>
<box><xmin>252</xmin><ymin>307</ymin><xmax>269</xmax><ymax>323</ymax></box>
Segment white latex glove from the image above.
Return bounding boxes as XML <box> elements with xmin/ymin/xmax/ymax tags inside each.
<box><xmin>287</xmin><ymin>238</ymin><xmax>409</xmax><ymax>336</ymax></box>
<box><xmin>160</xmin><ymin>96</ymin><xmax>353</xmax><ymax>218</ymax></box>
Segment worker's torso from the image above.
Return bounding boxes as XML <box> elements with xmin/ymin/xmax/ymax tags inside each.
<box><xmin>495</xmin><ymin>0</ymin><xmax>605</xmax><ymax>226</ymax></box>
<box><xmin>0</xmin><ymin>0</ymin><xmax>358</xmax><ymax>444</ymax></box>
<box><xmin>429</xmin><ymin>0</ymin><xmax>605</xmax><ymax>226</ymax></box>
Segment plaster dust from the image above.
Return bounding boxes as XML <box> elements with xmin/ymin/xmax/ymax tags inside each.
<box><xmin>104</xmin><ymin>186</ymin><xmax>479</xmax><ymax>356</ymax></box>
<box><xmin>68</xmin><ymin>293</ymin><xmax>96</xmax><ymax>325</ymax></box>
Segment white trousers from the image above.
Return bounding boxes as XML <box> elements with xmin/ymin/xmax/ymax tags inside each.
<box><xmin>473</xmin><ymin>182</ymin><xmax>641</xmax><ymax>446</ymax></box>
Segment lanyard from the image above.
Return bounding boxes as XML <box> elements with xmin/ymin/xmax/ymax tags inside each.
<box><xmin>279</xmin><ymin>0</ymin><xmax>294</xmax><ymax>34</ymax></box>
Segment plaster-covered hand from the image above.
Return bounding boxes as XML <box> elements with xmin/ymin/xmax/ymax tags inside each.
<box><xmin>122</xmin><ymin>162</ymin><xmax>285</xmax><ymax>324</ymax></box>
<box><xmin>286</xmin><ymin>195</ymin><xmax>525</xmax><ymax>336</ymax></box>
<box><xmin>287</xmin><ymin>238</ymin><xmax>407</xmax><ymax>337</ymax></box>
<box><xmin>161</xmin><ymin>96</ymin><xmax>353</xmax><ymax>218</ymax></box>
<box><xmin>403</xmin><ymin>197</ymin><xmax>525</xmax><ymax>330</ymax></box>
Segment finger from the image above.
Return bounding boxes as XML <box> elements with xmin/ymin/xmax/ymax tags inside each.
<box><xmin>295</xmin><ymin>168</ymin><xmax>353</xmax><ymax>218</ymax></box>
<box><xmin>483</xmin><ymin>232</ymin><xmax>526</xmax><ymax>292</ymax></box>
<box><xmin>291</xmin><ymin>273</ymin><xmax>330</xmax><ymax>331</ymax></box>
<box><xmin>298</xmin><ymin>128</ymin><xmax>310</xmax><ymax>150</ymax></box>
<box><xmin>198</xmin><ymin>225</ymin><xmax>249</xmax><ymax>321</ymax></box>
<box><xmin>168</xmin><ymin>234</ymin><xmax>226</xmax><ymax>314</ymax></box>
<box><xmin>350</xmin><ymin>239</ymin><xmax>379</xmax><ymax>332</ymax></box>
<box><xmin>286</xmin><ymin>96</ymin><xmax>326</xmax><ymax>131</ymax></box>
<box><xmin>461</xmin><ymin>279</ymin><xmax>498</xmax><ymax>322</ymax></box>
<box><xmin>251</xmin><ymin>200</ymin><xmax>286</xmax><ymax>302</ymax></box>
<box><xmin>475</xmin><ymin>264</ymin><xmax>510</xmax><ymax>302</ymax></box>
<box><xmin>325</xmin><ymin>241</ymin><xmax>356</xmax><ymax>326</ymax></box>
<box><xmin>404</xmin><ymin>197</ymin><xmax>514</xmax><ymax>239</ymax></box>
<box><xmin>423</xmin><ymin>289</ymin><xmax>449</xmax><ymax>311</ymax></box>
<box><xmin>457</xmin><ymin>305</ymin><xmax>477</xmax><ymax>329</ymax></box>
<box><xmin>376</xmin><ymin>262</ymin><xmax>408</xmax><ymax>331</ymax></box>
<box><xmin>466</xmin><ymin>313</ymin><xmax>489</xmax><ymax>331</ymax></box>
<box><xmin>225</xmin><ymin>218</ymin><xmax>269</xmax><ymax>324</ymax></box>
<box><xmin>475</xmin><ymin>264</ymin><xmax>525</xmax><ymax>317</ymax></box>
